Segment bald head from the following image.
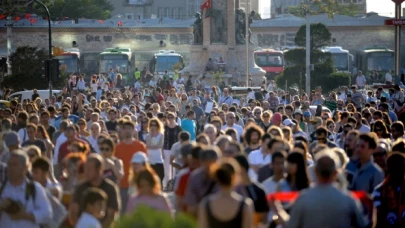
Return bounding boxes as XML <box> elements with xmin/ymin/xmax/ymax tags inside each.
<box><xmin>314</xmin><ymin>149</ymin><xmax>341</xmax><ymax>180</ymax></box>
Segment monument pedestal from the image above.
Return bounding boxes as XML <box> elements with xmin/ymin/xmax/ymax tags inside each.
<box><xmin>180</xmin><ymin>0</ymin><xmax>265</xmax><ymax>87</ymax></box>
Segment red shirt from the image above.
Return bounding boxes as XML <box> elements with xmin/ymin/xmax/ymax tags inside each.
<box><xmin>58</xmin><ymin>138</ymin><xmax>87</xmax><ymax>163</ymax></box>
<box><xmin>156</xmin><ymin>94</ymin><xmax>165</xmax><ymax>104</ymax></box>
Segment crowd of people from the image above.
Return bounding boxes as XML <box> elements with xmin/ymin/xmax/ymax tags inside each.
<box><xmin>0</xmin><ymin>71</ymin><xmax>405</xmax><ymax>228</ymax></box>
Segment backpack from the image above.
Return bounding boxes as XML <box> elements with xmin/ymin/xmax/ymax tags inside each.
<box><xmin>0</xmin><ymin>179</ymin><xmax>36</xmax><ymax>203</ymax></box>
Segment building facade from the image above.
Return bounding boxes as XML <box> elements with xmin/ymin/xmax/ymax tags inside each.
<box><xmin>110</xmin><ymin>0</ymin><xmax>203</xmax><ymax>19</ymax></box>
<box><xmin>270</xmin><ymin>0</ymin><xmax>367</xmax><ymax>18</ymax></box>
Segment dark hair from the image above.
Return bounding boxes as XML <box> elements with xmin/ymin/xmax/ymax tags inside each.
<box><xmin>213</xmin><ymin>159</ymin><xmax>239</xmax><ymax>187</ymax></box>
<box><xmin>243</xmin><ymin>124</ymin><xmax>264</xmax><ymax>145</ymax></box>
<box><xmin>286</xmin><ymin>152</ymin><xmax>309</xmax><ymax>191</ymax></box>
<box><xmin>37</xmin><ymin>125</ymin><xmax>50</xmax><ymax>140</ymax></box>
<box><xmin>392</xmin><ymin>122</ymin><xmax>405</xmax><ymax>136</ymax></box>
<box><xmin>79</xmin><ymin>187</ymin><xmax>107</xmax><ymax>214</ymax></box>
<box><xmin>179</xmin><ymin>131</ymin><xmax>190</xmax><ymax>141</ymax></box>
<box><xmin>234</xmin><ymin>155</ymin><xmax>249</xmax><ymax>172</ymax></box>
<box><xmin>1</xmin><ymin>118</ymin><xmax>11</xmax><ymax>130</ymax></box>
<box><xmin>373</xmin><ymin>110</ymin><xmax>383</xmax><ymax>119</ymax></box>
<box><xmin>17</xmin><ymin>111</ymin><xmax>28</xmax><ymax>121</ymax></box>
<box><xmin>315</xmin><ymin>127</ymin><xmax>328</xmax><ymax>136</ymax></box>
<box><xmin>359</xmin><ymin>133</ymin><xmax>378</xmax><ymax>150</ymax></box>
<box><xmin>379</xmin><ymin>103</ymin><xmax>389</xmax><ymax>111</ymax></box>
<box><xmin>32</xmin><ymin>157</ymin><xmax>51</xmax><ymax>172</ymax></box>
<box><xmin>272</xmin><ymin>151</ymin><xmax>287</xmax><ymax>163</ymax></box>
<box><xmin>347</xmin><ymin>117</ymin><xmax>357</xmax><ymax>125</ymax></box>
<box><xmin>267</xmin><ymin>137</ymin><xmax>284</xmax><ymax>150</ymax></box>
<box><xmin>99</xmin><ymin>137</ymin><xmax>115</xmax><ymax>150</ymax></box>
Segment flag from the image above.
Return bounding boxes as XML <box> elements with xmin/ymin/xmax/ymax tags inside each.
<box><xmin>200</xmin><ymin>0</ymin><xmax>211</xmax><ymax>11</ymax></box>
<box><xmin>29</xmin><ymin>18</ymin><xmax>37</xmax><ymax>24</ymax></box>
<box><xmin>118</xmin><ymin>21</ymin><xmax>123</xmax><ymax>26</ymax></box>
<box><xmin>98</xmin><ymin>20</ymin><xmax>104</xmax><ymax>24</ymax></box>
<box><xmin>0</xmin><ymin>14</ymin><xmax>6</xmax><ymax>20</ymax></box>
<box><xmin>25</xmin><ymin>14</ymin><xmax>31</xmax><ymax>19</ymax></box>
<box><xmin>14</xmin><ymin>16</ymin><xmax>21</xmax><ymax>21</ymax></box>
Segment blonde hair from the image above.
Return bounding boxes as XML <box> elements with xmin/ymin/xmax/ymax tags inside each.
<box><xmin>149</xmin><ymin>118</ymin><xmax>164</xmax><ymax>134</ymax></box>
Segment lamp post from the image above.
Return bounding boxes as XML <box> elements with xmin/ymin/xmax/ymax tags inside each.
<box><xmin>393</xmin><ymin>0</ymin><xmax>402</xmax><ymax>76</ymax></box>
<box><xmin>6</xmin><ymin>16</ymin><xmax>12</xmax><ymax>75</ymax></box>
<box><xmin>305</xmin><ymin>1</ymin><xmax>311</xmax><ymax>95</ymax></box>
<box><xmin>34</xmin><ymin>0</ymin><xmax>53</xmax><ymax>98</ymax></box>
<box><xmin>245</xmin><ymin>0</ymin><xmax>250</xmax><ymax>87</ymax></box>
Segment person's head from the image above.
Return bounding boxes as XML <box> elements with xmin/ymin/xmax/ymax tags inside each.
<box><xmin>17</xmin><ymin>111</ymin><xmax>28</xmax><ymax>125</ymax></box>
<box><xmin>187</xmin><ymin>110</ymin><xmax>196</xmax><ymax>120</ymax></box>
<box><xmin>214</xmin><ymin>135</ymin><xmax>232</xmax><ymax>155</ymax></box>
<box><xmin>268</xmin><ymin>126</ymin><xmax>283</xmax><ymax>138</ymax></box>
<box><xmin>25</xmin><ymin>145</ymin><xmax>41</xmax><ymax>162</ymax></box>
<box><xmin>31</xmin><ymin>157</ymin><xmax>51</xmax><ymax>185</ymax></box>
<box><xmin>314</xmin><ymin>149</ymin><xmax>341</xmax><ymax>182</ymax></box>
<box><xmin>200</xmin><ymin>146</ymin><xmax>221</xmax><ymax>167</ymax></box>
<box><xmin>85</xmin><ymin>154</ymin><xmax>104</xmax><ymax>182</ymax></box>
<box><xmin>225</xmin><ymin>112</ymin><xmax>236</xmax><ymax>125</ymax></box>
<box><xmin>121</xmin><ymin>120</ymin><xmax>135</xmax><ymax>139</ymax></box>
<box><xmin>79</xmin><ymin>187</ymin><xmax>107</xmax><ymax>218</ymax></box>
<box><xmin>211</xmin><ymin>158</ymin><xmax>240</xmax><ymax>189</ymax></box>
<box><xmin>386</xmin><ymin>153</ymin><xmax>405</xmax><ymax>181</ymax></box>
<box><xmin>98</xmin><ymin>137</ymin><xmax>115</xmax><ymax>159</ymax></box>
<box><xmin>345</xmin><ymin>130</ymin><xmax>359</xmax><ymax>157</ymax></box>
<box><xmin>281</xmin><ymin>126</ymin><xmax>292</xmax><ymax>143</ymax></box>
<box><xmin>224</xmin><ymin>128</ymin><xmax>238</xmax><ymax>142</ymax></box>
<box><xmin>391</xmin><ymin>121</ymin><xmax>404</xmax><ymax>140</ymax></box>
<box><xmin>135</xmin><ymin>169</ymin><xmax>161</xmax><ymax>195</ymax></box>
<box><xmin>355</xmin><ymin>132</ymin><xmax>378</xmax><ymax>163</ymax></box>
<box><xmin>149</xmin><ymin>118</ymin><xmax>163</xmax><ymax>134</ymax></box>
<box><xmin>286</xmin><ymin>152</ymin><xmax>309</xmax><ymax>190</ymax></box>
<box><xmin>131</xmin><ymin>152</ymin><xmax>149</xmax><ymax>174</ymax></box>
<box><xmin>243</xmin><ymin>124</ymin><xmax>263</xmax><ymax>146</ymax></box>
<box><xmin>204</xmin><ymin>124</ymin><xmax>217</xmax><ymax>143</ymax></box>
<box><xmin>373</xmin><ymin>140</ymin><xmax>390</xmax><ymax>171</ymax></box>
<box><xmin>372</xmin><ymin>120</ymin><xmax>388</xmax><ymax>138</ymax></box>
<box><xmin>40</xmin><ymin>111</ymin><xmax>50</xmax><ymax>125</ymax></box>
<box><xmin>5</xmin><ymin>131</ymin><xmax>20</xmax><ymax>150</ymax></box>
<box><xmin>65</xmin><ymin>125</ymin><xmax>76</xmax><ymax>141</ymax></box>
<box><xmin>315</xmin><ymin>127</ymin><xmax>328</xmax><ymax>144</ymax></box>
<box><xmin>7</xmin><ymin>150</ymin><xmax>29</xmax><ymax>182</ymax></box>
<box><xmin>272</xmin><ymin>151</ymin><xmax>287</xmax><ymax>175</ymax></box>
<box><xmin>26</xmin><ymin>123</ymin><xmax>37</xmax><ymax>139</ymax></box>
<box><xmin>90</xmin><ymin>122</ymin><xmax>101</xmax><ymax>137</ymax></box>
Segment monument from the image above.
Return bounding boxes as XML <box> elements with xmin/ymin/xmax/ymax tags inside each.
<box><xmin>180</xmin><ymin>0</ymin><xmax>265</xmax><ymax>86</ymax></box>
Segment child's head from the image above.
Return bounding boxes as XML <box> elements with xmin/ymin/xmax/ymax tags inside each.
<box><xmin>80</xmin><ymin>187</ymin><xmax>107</xmax><ymax>218</ymax></box>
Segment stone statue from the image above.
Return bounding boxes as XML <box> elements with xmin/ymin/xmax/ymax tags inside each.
<box><xmin>247</xmin><ymin>11</ymin><xmax>254</xmax><ymax>44</ymax></box>
<box><xmin>206</xmin><ymin>8</ymin><xmax>225</xmax><ymax>43</ymax></box>
<box><xmin>192</xmin><ymin>12</ymin><xmax>203</xmax><ymax>44</ymax></box>
<box><xmin>235</xmin><ymin>9</ymin><xmax>245</xmax><ymax>44</ymax></box>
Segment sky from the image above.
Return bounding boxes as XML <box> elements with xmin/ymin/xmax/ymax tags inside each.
<box><xmin>260</xmin><ymin>0</ymin><xmax>400</xmax><ymax>18</ymax></box>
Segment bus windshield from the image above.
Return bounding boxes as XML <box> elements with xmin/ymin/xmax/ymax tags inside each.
<box><xmin>57</xmin><ymin>58</ymin><xmax>78</xmax><ymax>73</ymax></box>
<box><xmin>331</xmin><ymin>53</ymin><xmax>348</xmax><ymax>71</ymax></box>
<box><xmin>255</xmin><ymin>53</ymin><xmax>284</xmax><ymax>67</ymax></box>
<box><xmin>156</xmin><ymin>56</ymin><xmax>182</xmax><ymax>72</ymax></box>
<box><xmin>367</xmin><ymin>52</ymin><xmax>394</xmax><ymax>71</ymax></box>
<box><xmin>99</xmin><ymin>60</ymin><xmax>129</xmax><ymax>73</ymax></box>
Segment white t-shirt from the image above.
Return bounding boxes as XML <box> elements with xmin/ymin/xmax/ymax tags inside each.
<box><xmin>90</xmin><ymin>83</ymin><xmax>98</xmax><ymax>93</ymax></box>
<box><xmin>385</xmin><ymin>73</ymin><xmax>393</xmax><ymax>82</ymax></box>
<box><xmin>356</xmin><ymin>75</ymin><xmax>366</xmax><ymax>87</ymax></box>
<box><xmin>75</xmin><ymin>212</ymin><xmax>101</xmax><ymax>228</ymax></box>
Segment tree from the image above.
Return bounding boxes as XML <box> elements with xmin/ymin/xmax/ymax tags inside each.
<box><xmin>1</xmin><ymin>46</ymin><xmax>68</xmax><ymax>90</ymax></box>
<box><xmin>285</xmin><ymin>1</ymin><xmax>361</xmax><ymax>18</ymax></box>
<box><xmin>50</xmin><ymin>0</ymin><xmax>114</xmax><ymax>20</ymax></box>
<box><xmin>294</xmin><ymin>23</ymin><xmax>331</xmax><ymax>51</ymax></box>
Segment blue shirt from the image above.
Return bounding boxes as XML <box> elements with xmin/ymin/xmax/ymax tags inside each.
<box><xmin>53</xmin><ymin>115</ymin><xmax>79</xmax><ymax>130</ymax></box>
<box><xmin>181</xmin><ymin>119</ymin><xmax>196</xmax><ymax>140</ymax></box>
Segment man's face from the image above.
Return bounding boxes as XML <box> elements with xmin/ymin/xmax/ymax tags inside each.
<box><xmin>391</xmin><ymin>128</ymin><xmax>401</xmax><ymax>139</ymax></box>
<box><xmin>65</xmin><ymin>129</ymin><xmax>75</xmax><ymax>140</ymax></box>
<box><xmin>27</xmin><ymin>127</ymin><xmax>36</xmax><ymax>138</ymax></box>
<box><xmin>337</xmin><ymin>101</ymin><xmax>344</xmax><ymax>109</ymax></box>
<box><xmin>317</xmin><ymin>133</ymin><xmax>327</xmax><ymax>144</ymax></box>
<box><xmin>62</xmin><ymin>110</ymin><xmax>69</xmax><ymax>119</ymax></box>
<box><xmin>285</xmin><ymin>108</ymin><xmax>292</xmax><ymax>116</ymax></box>
<box><xmin>250</xmin><ymin>132</ymin><xmax>259</xmax><ymax>145</ymax></box>
<box><xmin>355</xmin><ymin>139</ymin><xmax>372</xmax><ymax>161</ymax></box>
<box><xmin>4</xmin><ymin>111</ymin><xmax>11</xmax><ymax>119</ymax></box>
<box><xmin>226</xmin><ymin>114</ymin><xmax>235</xmax><ymax>125</ymax></box>
<box><xmin>7</xmin><ymin>156</ymin><xmax>26</xmax><ymax>181</ymax></box>
<box><xmin>40</xmin><ymin>114</ymin><xmax>49</xmax><ymax>125</ymax></box>
<box><xmin>109</xmin><ymin>112</ymin><xmax>116</xmax><ymax>121</ymax></box>
<box><xmin>270</xmin><ymin>142</ymin><xmax>284</xmax><ymax>154</ymax></box>
<box><xmin>32</xmin><ymin>168</ymin><xmax>47</xmax><ymax>184</ymax></box>
<box><xmin>263</xmin><ymin>102</ymin><xmax>270</xmax><ymax>110</ymax></box>
<box><xmin>122</xmin><ymin>126</ymin><xmax>133</xmax><ymax>138</ymax></box>
<box><xmin>272</xmin><ymin>157</ymin><xmax>285</xmax><ymax>175</ymax></box>
<box><xmin>84</xmin><ymin>160</ymin><xmax>99</xmax><ymax>182</ymax></box>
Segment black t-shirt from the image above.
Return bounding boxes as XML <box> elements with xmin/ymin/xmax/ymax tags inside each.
<box><xmin>73</xmin><ymin>179</ymin><xmax>121</xmax><ymax>221</ymax></box>
<box><xmin>245</xmin><ymin>183</ymin><xmax>269</xmax><ymax>213</ymax></box>
<box><xmin>22</xmin><ymin>139</ymin><xmax>47</xmax><ymax>154</ymax></box>
<box><xmin>105</xmin><ymin>120</ymin><xmax>118</xmax><ymax>132</ymax></box>
<box><xmin>46</xmin><ymin>126</ymin><xmax>56</xmax><ymax>139</ymax></box>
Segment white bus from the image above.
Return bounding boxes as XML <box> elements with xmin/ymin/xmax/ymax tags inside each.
<box><xmin>322</xmin><ymin>46</ymin><xmax>353</xmax><ymax>73</ymax></box>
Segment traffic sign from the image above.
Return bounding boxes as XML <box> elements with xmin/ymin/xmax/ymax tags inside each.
<box><xmin>385</xmin><ymin>19</ymin><xmax>405</xmax><ymax>25</ymax></box>
<box><xmin>392</xmin><ymin>0</ymin><xmax>405</xmax><ymax>4</ymax></box>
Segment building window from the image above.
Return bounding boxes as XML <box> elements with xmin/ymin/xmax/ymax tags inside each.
<box><xmin>165</xmin><ymin>7</ymin><xmax>170</xmax><ymax>17</ymax></box>
<box><xmin>172</xmin><ymin>8</ymin><xmax>179</xmax><ymax>19</ymax></box>
<box><xmin>158</xmin><ymin>7</ymin><xmax>164</xmax><ymax>18</ymax></box>
<box><xmin>178</xmin><ymin>7</ymin><xmax>184</xmax><ymax>19</ymax></box>
<box><xmin>126</xmin><ymin>13</ymin><xmax>134</xmax><ymax>20</ymax></box>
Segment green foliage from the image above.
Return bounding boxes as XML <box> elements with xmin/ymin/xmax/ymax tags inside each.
<box><xmin>295</xmin><ymin>23</ymin><xmax>331</xmax><ymax>50</ymax></box>
<box><xmin>1</xmin><ymin>46</ymin><xmax>68</xmax><ymax>90</ymax></box>
<box><xmin>2</xmin><ymin>46</ymin><xmax>48</xmax><ymax>90</ymax></box>
<box><xmin>33</xmin><ymin>0</ymin><xmax>114</xmax><ymax>20</ymax></box>
<box><xmin>285</xmin><ymin>1</ymin><xmax>361</xmax><ymax>18</ymax></box>
<box><xmin>116</xmin><ymin>206</ymin><xmax>196</xmax><ymax>228</ymax></box>
<box><xmin>319</xmin><ymin>72</ymin><xmax>351</xmax><ymax>92</ymax></box>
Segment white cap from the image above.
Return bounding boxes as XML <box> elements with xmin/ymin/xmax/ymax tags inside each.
<box><xmin>283</xmin><ymin>119</ymin><xmax>296</xmax><ymax>126</ymax></box>
<box><xmin>131</xmin><ymin>152</ymin><xmax>149</xmax><ymax>164</ymax></box>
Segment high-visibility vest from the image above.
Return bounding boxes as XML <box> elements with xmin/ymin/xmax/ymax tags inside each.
<box><xmin>134</xmin><ymin>71</ymin><xmax>141</xmax><ymax>79</ymax></box>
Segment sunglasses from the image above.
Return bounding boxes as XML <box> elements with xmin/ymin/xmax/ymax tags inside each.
<box><xmin>150</xmin><ymin>124</ymin><xmax>158</xmax><ymax>127</ymax></box>
<box><xmin>255</xmin><ymin>112</ymin><xmax>261</xmax><ymax>115</ymax></box>
<box><xmin>167</xmin><ymin>116</ymin><xmax>175</xmax><ymax>119</ymax></box>
<box><xmin>263</xmin><ymin>115</ymin><xmax>270</xmax><ymax>118</ymax></box>
<box><xmin>317</xmin><ymin>137</ymin><xmax>326</xmax><ymax>141</ymax></box>
<box><xmin>99</xmin><ymin>147</ymin><xmax>111</xmax><ymax>152</ymax></box>
<box><xmin>375</xmin><ymin>128</ymin><xmax>383</xmax><ymax>132</ymax></box>
<box><xmin>78</xmin><ymin>122</ymin><xmax>85</xmax><ymax>125</ymax></box>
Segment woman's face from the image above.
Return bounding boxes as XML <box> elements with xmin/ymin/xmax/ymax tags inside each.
<box><xmin>99</xmin><ymin>143</ymin><xmax>113</xmax><ymax>158</ymax></box>
<box><xmin>27</xmin><ymin>105</ymin><xmax>33</xmax><ymax>112</ymax></box>
<box><xmin>138</xmin><ymin>179</ymin><xmax>153</xmax><ymax>194</ymax></box>
<box><xmin>182</xmin><ymin>95</ymin><xmax>187</xmax><ymax>101</ymax></box>
<box><xmin>287</xmin><ymin>162</ymin><xmax>297</xmax><ymax>175</ymax></box>
<box><xmin>328</xmin><ymin>124</ymin><xmax>335</xmax><ymax>132</ymax></box>
<box><xmin>131</xmin><ymin>163</ymin><xmax>145</xmax><ymax>173</ymax></box>
<box><xmin>150</xmin><ymin>121</ymin><xmax>158</xmax><ymax>131</ymax></box>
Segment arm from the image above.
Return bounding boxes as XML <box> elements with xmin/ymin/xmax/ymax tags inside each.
<box><xmin>28</xmin><ymin>184</ymin><xmax>53</xmax><ymax>224</ymax></box>
<box><xmin>242</xmin><ymin>199</ymin><xmax>255</xmax><ymax>228</ymax></box>
<box><xmin>197</xmin><ymin>200</ymin><xmax>208</xmax><ymax>228</ymax></box>
<box><xmin>111</xmin><ymin>158</ymin><xmax>124</xmax><ymax>181</ymax></box>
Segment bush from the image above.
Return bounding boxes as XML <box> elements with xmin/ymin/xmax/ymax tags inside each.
<box><xmin>116</xmin><ymin>206</ymin><xmax>196</xmax><ymax>228</ymax></box>
<box><xmin>322</xmin><ymin>72</ymin><xmax>351</xmax><ymax>92</ymax></box>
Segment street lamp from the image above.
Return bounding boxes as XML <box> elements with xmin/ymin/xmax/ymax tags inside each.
<box><xmin>305</xmin><ymin>1</ymin><xmax>311</xmax><ymax>95</ymax></box>
<box><xmin>33</xmin><ymin>0</ymin><xmax>53</xmax><ymax>98</ymax></box>
<box><xmin>245</xmin><ymin>0</ymin><xmax>250</xmax><ymax>87</ymax></box>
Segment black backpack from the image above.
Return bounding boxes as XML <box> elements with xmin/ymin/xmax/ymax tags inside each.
<box><xmin>0</xmin><ymin>180</ymin><xmax>36</xmax><ymax>203</ymax></box>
